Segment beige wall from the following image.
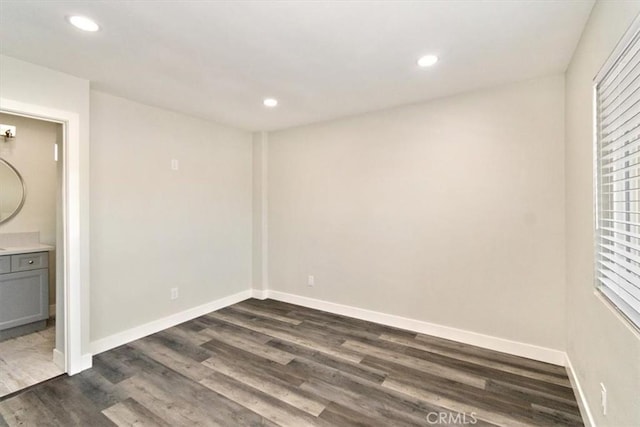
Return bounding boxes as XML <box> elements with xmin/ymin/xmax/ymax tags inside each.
<box><xmin>89</xmin><ymin>91</ymin><xmax>253</xmax><ymax>341</ymax></box>
<box><xmin>565</xmin><ymin>2</ymin><xmax>640</xmax><ymax>426</ymax></box>
<box><xmin>268</xmin><ymin>75</ymin><xmax>566</xmax><ymax>351</ymax></box>
<box><xmin>0</xmin><ymin>113</ymin><xmax>60</xmax><ymax>307</ymax></box>
<box><xmin>0</xmin><ymin>113</ymin><xmax>58</xmax><ymax>244</ymax></box>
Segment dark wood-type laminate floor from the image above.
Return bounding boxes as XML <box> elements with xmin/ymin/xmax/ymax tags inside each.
<box><xmin>0</xmin><ymin>299</ymin><xmax>583</xmax><ymax>426</ymax></box>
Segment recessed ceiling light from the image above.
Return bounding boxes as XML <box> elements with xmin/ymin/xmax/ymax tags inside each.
<box><xmin>67</xmin><ymin>15</ymin><xmax>100</xmax><ymax>32</ymax></box>
<box><xmin>263</xmin><ymin>98</ymin><xmax>278</xmax><ymax>108</ymax></box>
<box><xmin>418</xmin><ymin>55</ymin><xmax>438</xmax><ymax>68</ymax></box>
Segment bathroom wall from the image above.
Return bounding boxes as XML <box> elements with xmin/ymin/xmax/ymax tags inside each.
<box><xmin>0</xmin><ymin>112</ymin><xmax>60</xmax><ymax>310</ymax></box>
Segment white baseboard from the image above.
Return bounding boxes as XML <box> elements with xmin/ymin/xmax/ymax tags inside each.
<box><xmin>52</xmin><ymin>348</ymin><xmax>65</xmax><ymax>371</ymax></box>
<box><xmin>264</xmin><ymin>290</ymin><xmax>567</xmax><ymax>366</ymax></box>
<box><xmin>90</xmin><ymin>289</ymin><xmax>252</xmax><ymax>356</ymax></box>
<box><xmin>565</xmin><ymin>354</ymin><xmax>595</xmax><ymax>427</ymax></box>
<box><xmin>80</xmin><ymin>353</ymin><xmax>93</xmax><ymax>371</ymax></box>
<box><xmin>89</xmin><ymin>287</ymin><xmax>565</xmax><ymax>368</ymax></box>
<box><xmin>251</xmin><ymin>289</ymin><xmax>269</xmax><ymax>300</ymax></box>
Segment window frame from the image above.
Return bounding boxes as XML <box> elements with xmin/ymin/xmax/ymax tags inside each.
<box><xmin>593</xmin><ymin>14</ymin><xmax>640</xmax><ymax>331</ymax></box>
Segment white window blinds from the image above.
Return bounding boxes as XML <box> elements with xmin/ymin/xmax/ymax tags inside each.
<box><xmin>595</xmin><ymin>19</ymin><xmax>640</xmax><ymax>329</ymax></box>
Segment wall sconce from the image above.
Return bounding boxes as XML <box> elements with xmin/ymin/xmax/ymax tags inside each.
<box><xmin>1</xmin><ymin>124</ymin><xmax>16</xmax><ymax>142</ymax></box>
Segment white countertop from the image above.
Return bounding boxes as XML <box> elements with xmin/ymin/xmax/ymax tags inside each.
<box><xmin>0</xmin><ymin>244</ymin><xmax>55</xmax><ymax>256</ymax></box>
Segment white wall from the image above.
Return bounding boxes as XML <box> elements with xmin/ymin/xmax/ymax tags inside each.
<box><xmin>0</xmin><ymin>54</ymin><xmax>90</xmax><ymax>362</ymax></box>
<box><xmin>565</xmin><ymin>2</ymin><xmax>640</xmax><ymax>426</ymax></box>
<box><xmin>0</xmin><ymin>112</ymin><xmax>60</xmax><ymax>307</ymax></box>
<box><xmin>89</xmin><ymin>91</ymin><xmax>253</xmax><ymax>341</ymax></box>
<box><xmin>267</xmin><ymin>75</ymin><xmax>566</xmax><ymax>352</ymax></box>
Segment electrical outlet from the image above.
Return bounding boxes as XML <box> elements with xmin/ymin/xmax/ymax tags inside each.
<box><xmin>307</xmin><ymin>275</ymin><xmax>315</xmax><ymax>287</ymax></box>
<box><xmin>171</xmin><ymin>159</ymin><xmax>179</xmax><ymax>170</ymax></box>
<box><xmin>600</xmin><ymin>383</ymin><xmax>607</xmax><ymax>416</ymax></box>
<box><xmin>170</xmin><ymin>287</ymin><xmax>179</xmax><ymax>300</ymax></box>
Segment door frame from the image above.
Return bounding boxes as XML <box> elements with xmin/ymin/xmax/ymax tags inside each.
<box><xmin>0</xmin><ymin>98</ymin><xmax>84</xmax><ymax>375</ymax></box>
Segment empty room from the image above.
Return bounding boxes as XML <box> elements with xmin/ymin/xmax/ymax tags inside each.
<box><xmin>0</xmin><ymin>0</ymin><xmax>639</xmax><ymax>426</ymax></box>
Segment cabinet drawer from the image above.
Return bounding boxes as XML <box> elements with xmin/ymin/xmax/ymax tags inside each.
<box><xmin>0</xmin><ymin>256</ymin><xmax>9</xmax><ymax>274</ymax></box>
<box><xmin>10</xmin><ymin>252</ymin><xmax>48</xmax><ymax>272</ymax></box>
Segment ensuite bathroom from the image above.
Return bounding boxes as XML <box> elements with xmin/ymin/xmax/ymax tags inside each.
<box><xmin>0</xmin><ymin>112</ymin><xmax>65</xmax><ymax>397</ymax></box>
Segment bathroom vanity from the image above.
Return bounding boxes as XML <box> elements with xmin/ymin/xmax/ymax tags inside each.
<box><xmin>0</xmin><ymin>246</ymin><xmax>53</xmax><ymax>340</ymax></box>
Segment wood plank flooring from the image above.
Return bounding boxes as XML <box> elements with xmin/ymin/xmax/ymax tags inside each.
<box><xmin>0</xmin><ymin>299</ymin><xmax>583</xmax><ymax>426</ymax></box>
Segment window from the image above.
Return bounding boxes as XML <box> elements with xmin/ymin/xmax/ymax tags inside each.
<box><xmin>594</xmin><ymin>17</ymin><xmax>640</xmax><ymax>329</ymax></box>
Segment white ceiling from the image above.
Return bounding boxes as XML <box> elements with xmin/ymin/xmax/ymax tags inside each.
<box><xmin>0</xmin><ymin>1</ymin><xmax>594</xmax><ymax>132</ymax></box>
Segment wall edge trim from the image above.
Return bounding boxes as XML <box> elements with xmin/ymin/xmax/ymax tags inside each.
<box><xmin>264</xmin><ymin>290</ymin><xmax>567</xmax><ymax>366</ymax></box>
<box><xmin>90</xmin><ymin>289</ymin><xmax>252</xmax><ymax>356</ymax></box>
<box><xmin>52</xmin><ymin>348</ymin><xmax>65</xmax><ymax>372</ymax></box>
<box><xmin>565</xmin><ymin>353</ymin><xmax>596</xmax><ymax>427</ymax></box>
<box><xmin>251</xmin><ymin>289</ymin><xmax>269</xmax><ymax>300</ymax></box>
<box><xmin>90</xmin><ymin>288</ymin><xmax>568</xmax><ymax>368</ymax></box>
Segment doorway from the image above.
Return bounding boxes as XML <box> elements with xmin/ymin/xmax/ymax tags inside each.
<box><xmin>0</xmin><ymin>97</ymin><xmax>85</xmax><ymax>389</ymax></box>
<box><xmin>0</xmin><ymin>112</ymin><xmax>64</xmax><ymax>396</ymax></box>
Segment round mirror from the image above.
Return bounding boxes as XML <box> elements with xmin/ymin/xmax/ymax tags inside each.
<box><xmin>0</xmin><ymin>158</ymin><xmax>26</xmax><ymax>224</ymax></box>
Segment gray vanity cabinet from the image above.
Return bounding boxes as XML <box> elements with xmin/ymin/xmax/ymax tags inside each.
<box><xmin>0</xmin><ymin>252</ymin><xmax>49</xmax><ymax>338</ymax></box>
